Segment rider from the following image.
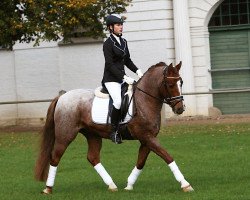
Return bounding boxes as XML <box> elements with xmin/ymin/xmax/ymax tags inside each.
<box><xmin>102</xmin><ymin>14</ymin><xmax>143</xmax><ymax>144</ymax></box>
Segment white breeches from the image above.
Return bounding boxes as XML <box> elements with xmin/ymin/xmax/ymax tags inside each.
<box><xmin>105</xmin><ymin>82</ymin><xmax>122</xmax><ymax>109</ymax></box>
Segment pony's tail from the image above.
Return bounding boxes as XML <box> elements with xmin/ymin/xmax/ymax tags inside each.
<box><xmin>34</xmin><ymin>96</ymin><xmax>59</xmax><ymax>181</ymax></box>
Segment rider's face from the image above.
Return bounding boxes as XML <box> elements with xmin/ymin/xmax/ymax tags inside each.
<box><xmin>112</xmin><ymin>23</ymin><xmax>123</xmax><ymax>35</ymax></box>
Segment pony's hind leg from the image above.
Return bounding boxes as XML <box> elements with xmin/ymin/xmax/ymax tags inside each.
<box><xmin>85</xmin><ymin>134</ymin><xmax>118</xmax><ymax>191</ymax></box>
<box><xmin>43</xmin><ymin>129</ymin><xmax>78</xmax><ymax>194</ymax></box>
<box><xmin>125</xmin><ymin>144</ymin><xmax>150</xmax><ymax>190</ymax></box>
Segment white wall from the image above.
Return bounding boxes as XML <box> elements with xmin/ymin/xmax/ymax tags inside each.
<box><xmin>125</xmin><ymin>0</ymin><xmax>174</xmax><ymax>69</ymax></box>
<box><xmin>0</xmin><ymin>51</ymin><xmax>17</xmax><ymax>125</ymax></box>
<box><xmin>58</xmin><ymin>43</ymin><xmax>104</xmax><ymax>91</ymax></box>
<box><xmin>0</xmin><ymin>41</ymin><xmax>104</xmax><ymax>125</ymax></box>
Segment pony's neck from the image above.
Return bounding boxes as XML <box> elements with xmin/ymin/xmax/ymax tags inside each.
<box><xmin>135</xmin><ymin>67</ymin><xmax>164</xmax><ymax>118</ymax></box>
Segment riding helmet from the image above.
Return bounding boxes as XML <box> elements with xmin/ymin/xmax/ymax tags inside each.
<box><xmin>106</xmin><ymin>14</ymin><xmax>124</xmax><ymax>26</ymax></box>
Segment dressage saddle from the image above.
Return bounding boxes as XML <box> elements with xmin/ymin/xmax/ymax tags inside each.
<box><xmin>101</xmin><ymin>83</ymin><xmax>131</xmax><ymax>123</ymax></box>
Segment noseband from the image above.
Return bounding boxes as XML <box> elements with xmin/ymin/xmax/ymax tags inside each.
<box><xmin>136</xmin><ymin>65</ymin><xmax>184</xmax><ymax>108</ymax></box>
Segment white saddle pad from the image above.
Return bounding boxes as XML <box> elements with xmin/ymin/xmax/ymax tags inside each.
<box><xmin>91</xmin><ymin>96</ymin><xmax>133</xmax><ymax>125</ymax></box>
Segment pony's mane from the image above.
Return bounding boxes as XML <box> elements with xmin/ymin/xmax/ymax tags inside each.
<box><xmin>143</xmin><ymin>62</ymin><xmax>179</xmax><ymax>78</ymax></box>
<box><xmin>147</xmin><ymin>62</ymin><xmax>167</xmax><ymax>71</ymax></box>
<box><xmin>136</xmin><ymin>62</ymin><xmax>167</xmax><ymax>85</ymax></box>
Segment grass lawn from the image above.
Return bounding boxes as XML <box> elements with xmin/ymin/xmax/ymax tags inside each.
<box><xmin>0</xmin><ymin>122</ymin><xmax>249</xmax><ymax>200</ymax></box>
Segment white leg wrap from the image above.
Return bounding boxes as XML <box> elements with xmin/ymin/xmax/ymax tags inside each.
<box><xmin>94</xmin><ymin>163</ymin><xmax>117</xmax><ymax>189</ymax></box>
<box><xmin>125</xmin><ymin>166</ymin><xmax>142</xmax><ymax>190</ymax></box>
<box><xmin>168</xmin><ymin>161</ymin><xmax>189</xmax><ymax>188</ymax></box>
<box><xmin>46</xmin><ymin>165</ymin><xmax>57</xmax><ymax>187</ymax></box>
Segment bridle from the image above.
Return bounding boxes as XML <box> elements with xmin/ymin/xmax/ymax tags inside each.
<box><xmin>162</xmin><ymin>65</ymin><xmax>184</xmax><ymax>107</ymax></box>
<box><xmin>136</xmin><ymin>65</ymin><xmax>184</xmax><ymax>108</ymax></box>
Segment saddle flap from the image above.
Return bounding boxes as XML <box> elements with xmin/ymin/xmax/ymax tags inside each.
<box><xmin>91</xmin><ymin>96</ymin><xmax>133</xmax><ymax>124</ymax></box>
<box><xmin>93</xmin><ymin>83</ymin><xmax>133</xmax><ymax>124</ymax></box>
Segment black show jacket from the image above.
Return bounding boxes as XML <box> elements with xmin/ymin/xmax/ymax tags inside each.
<box><xmin>102</xmin><ymin>34</ymin><xmax>138</xmax><ymax>84</ymax></box>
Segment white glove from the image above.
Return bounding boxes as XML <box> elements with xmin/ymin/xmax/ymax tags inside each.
<box><xmin>123</xmin><ymin>75</ymin><xmax>135</xmax><ymax>85</ymax></box>
<box><xmin>136</xmin><ymin>69</ymin><xmax>143</xmax><ymax>78</ymax></box>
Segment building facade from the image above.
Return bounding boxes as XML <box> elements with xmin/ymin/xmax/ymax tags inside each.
<box><xmin>0</xmin><ymin>0</ymin><xmax>249</xmax><ymax>126</ymax></box>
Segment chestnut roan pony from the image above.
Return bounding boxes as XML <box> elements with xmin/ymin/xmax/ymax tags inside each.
<box><xmin>35</xmin><ymin>61</ymin><xmax>194</xmax><ymax>194</ymax></box>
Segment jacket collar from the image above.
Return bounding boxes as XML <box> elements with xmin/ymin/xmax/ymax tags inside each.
<box><xmin>110</xmin><ymin>34</ymin><xmax>126</xmax><ymax>51</ymax></box>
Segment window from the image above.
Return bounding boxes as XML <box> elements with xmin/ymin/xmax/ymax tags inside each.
<box><xmin>209</xmin><ymin>0</ymin><xmax>250</xmax><ymax>27</ymax></box>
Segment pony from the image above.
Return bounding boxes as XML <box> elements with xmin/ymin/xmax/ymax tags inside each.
<box><xmin>34</xmin><ymin>61</ymin><xmax>194</xmax><ymax>194</ymax></box>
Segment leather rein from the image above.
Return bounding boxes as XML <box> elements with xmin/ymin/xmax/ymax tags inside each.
<box><xmin>136</xmin><ymin>65</ymin><xmax>184</xmax><ymax>108</ymax></box>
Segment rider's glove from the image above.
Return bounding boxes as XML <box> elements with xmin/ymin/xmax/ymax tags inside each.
<box><xmin>136</xmin><ymin>69</ymin><xmax>143</xmax><ymax>78</ymax></box>
<box><xmin>123</xmin><ymin>75</ymin><xmax>135</xmax><ymax>85</ymax></box>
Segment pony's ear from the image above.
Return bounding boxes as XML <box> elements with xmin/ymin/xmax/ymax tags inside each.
<box><xmin>169</xmin><ymin>63</ymin><xmax>173</xmax><ymax>68</ymax></box>
<box><xmin>175</xmin><ymin>61</ymin><xmax>182</xmax><ymax>71</ymax></box>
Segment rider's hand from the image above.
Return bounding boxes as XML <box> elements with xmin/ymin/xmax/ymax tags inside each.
<box><xmin>123</xmin><ymin>75</ymin><xmax>135</xmax><ymax>85</ymax></box>
<box><xmin>136</xmin><ymin>69</ymin><xmax>143</xmax><ymax>78</ymax></box>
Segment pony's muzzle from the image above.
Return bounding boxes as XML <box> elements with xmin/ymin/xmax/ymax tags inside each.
<box><xmin>173</xmin><ymin>101</ymin><xmax>185</xmax><ymax>115</ymax></box>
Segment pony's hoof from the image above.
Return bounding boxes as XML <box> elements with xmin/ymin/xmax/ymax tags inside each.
<box><xmin>41</xmin><ymin>187</ymin><xmax>52</xmax><ymax>194</ymax></box>
<box><xmin>124</xmin><ymin>185</ymin><xmax>133</xmax><ymax>191</ymax></box>
<box><xmin>182</xmin><ymin>185</ymin><xmax>194</xmax><ymax>192</ymax></box>
<box><xmin>108</xmin><ymin>183</ymin><xmax>118</xmax><ymax>192</ymax></box>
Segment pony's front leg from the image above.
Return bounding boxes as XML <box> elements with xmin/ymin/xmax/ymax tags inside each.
<box><xmin>125</xmin><ymin>144</ymin><xmax>150</xmax><ymax>190</ymax></box>
<box><xmin>145</xmin><ymin>136</ymin><xmax>194</xmax><ymax>192</ymax></box>
<box><xmin>86</xmin><ymin>134</ymin><xmax>118</xmax><ymax>191</ymax></box>
<box><xmin>168</xmin><ymin>161</ymin><xmax>194</xmax><ymax>192</ymax></box>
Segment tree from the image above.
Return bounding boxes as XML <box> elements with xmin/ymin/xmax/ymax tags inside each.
<box><xmin>0</xmin><ymin>0</ymin><xmax>132</xmax><ymax>50</ymax></box>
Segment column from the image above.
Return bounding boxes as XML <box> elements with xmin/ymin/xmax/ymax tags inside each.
<box><xmin>173</xmin><ymin>0</ymin><xmax>197</xmax><ymax>116</ymax></box>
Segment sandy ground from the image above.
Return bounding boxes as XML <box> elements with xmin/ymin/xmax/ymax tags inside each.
<box><xmin>165</xmin><ymin>114</ymin><xmax>250</xmax><ymax>126</ymax></box>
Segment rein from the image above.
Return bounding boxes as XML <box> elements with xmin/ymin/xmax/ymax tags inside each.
<box><xmin>136</xmin><ymin>65</ymin><xmax>184</xmax><ymax>107</ymax></box>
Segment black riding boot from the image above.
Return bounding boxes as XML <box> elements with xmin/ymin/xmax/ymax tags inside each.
<box><xmin>110</xmin><ymin>106</ymin><xmax>122</xmax><ymax>144</ymax></box>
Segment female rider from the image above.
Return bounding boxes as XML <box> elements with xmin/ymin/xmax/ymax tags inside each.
<box><xmin>102</xmin><ymin>14</ymin><xmax>143</xmax><ymax>144</ymax></box>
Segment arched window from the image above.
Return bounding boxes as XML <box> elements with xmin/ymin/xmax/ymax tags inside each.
<box><xmin>209</xmin><ymin>0</ymin><xmax>250</xmax><ymax>27</ymax></box>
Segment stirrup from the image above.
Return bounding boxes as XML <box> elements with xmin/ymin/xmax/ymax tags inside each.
<box><xmin>110</xmin><ymin>132</ymin><xmax>122</xmax><ymax>144</ymax></box>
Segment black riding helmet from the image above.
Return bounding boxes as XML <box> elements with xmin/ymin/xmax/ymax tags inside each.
<box><xmin>106</xmin><ymin>14</ymin><xmax>124</xmax><ymax>27</ymax></box>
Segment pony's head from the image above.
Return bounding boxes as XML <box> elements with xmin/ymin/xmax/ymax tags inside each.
<box><xmin>160</xmin><ymin>62</ymin><xmax>185</xmax><ymax>115</ymax></box>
